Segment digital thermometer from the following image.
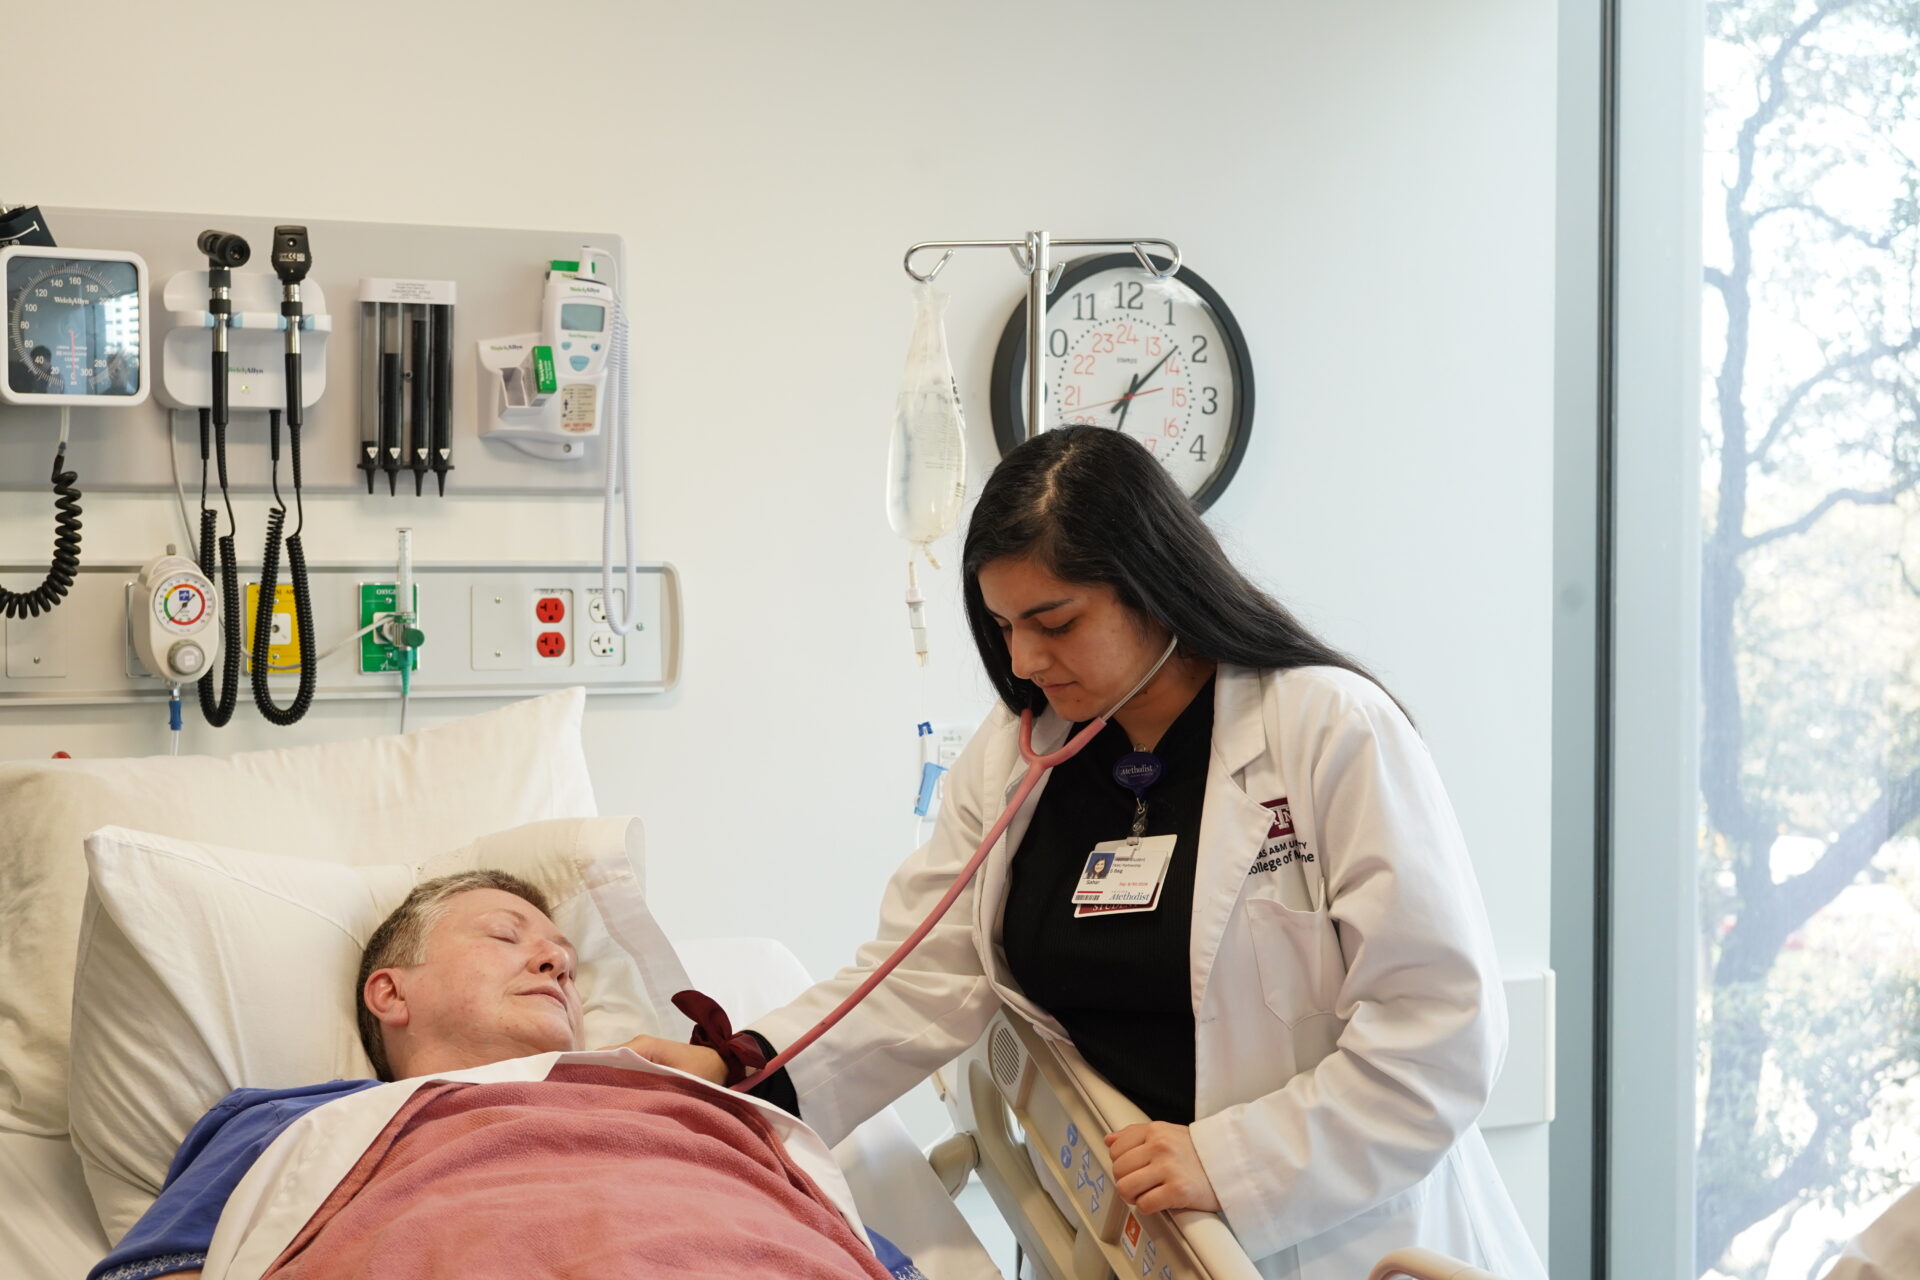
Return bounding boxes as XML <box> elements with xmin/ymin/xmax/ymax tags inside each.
<box><xmin>477</xmin><ymin>259</ymin><xmax>616</xmax><ymax>460</ymax></box>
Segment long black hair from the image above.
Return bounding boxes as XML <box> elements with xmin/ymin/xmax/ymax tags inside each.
<box><xmin>961</xmin><ymin>426</ymin><xmax>1400</xmax><ymax>717</ymax></box>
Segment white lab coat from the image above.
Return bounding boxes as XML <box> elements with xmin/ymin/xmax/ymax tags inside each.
<box><xmin>755</xmin><ymin>664</ymin><xmax>1545</xmax><ymax>1280</ymax></box>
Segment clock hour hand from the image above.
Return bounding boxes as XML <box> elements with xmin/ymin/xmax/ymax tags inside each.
<box><xmin>1111</xmin><ymin>371</ymin><xmax>1143</xmax><ymax>430</ymax></box>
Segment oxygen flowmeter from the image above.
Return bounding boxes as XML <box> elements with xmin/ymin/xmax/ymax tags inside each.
<box><xmin>476</xmin><ymin>260</ymin><xmax>614</xmax><ymax>460</ymax></box>
<box><xmin>132</xmin><ymin>551</ymin><xmax>220</xmax><ymax>684</ymax></box>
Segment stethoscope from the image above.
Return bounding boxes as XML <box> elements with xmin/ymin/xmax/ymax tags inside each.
<box><xmin>733</xmin><ymin>634</ymin><xmax>1181</xmax><ymax>1091</ymax></box>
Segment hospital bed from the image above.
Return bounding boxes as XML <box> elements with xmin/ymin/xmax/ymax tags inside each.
<box><xmin>0</xmin><ymin>944</ymin><xmax>995</xmax><ymax>1280</ymax></box>
<box><xmin>0</xmin><ymin>692</ymin><xmax>1498</xmax><ymax>1280</ymax></box>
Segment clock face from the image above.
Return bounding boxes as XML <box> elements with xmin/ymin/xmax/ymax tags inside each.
<box><xmin>990</xmin><ymin>255</ymin><xmax>1253</xmax><ymax>511</ymax></box>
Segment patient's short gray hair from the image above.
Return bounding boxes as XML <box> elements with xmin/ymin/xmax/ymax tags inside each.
<box><xmin>355</xmin><ymin>870</ymin><xmax>552</xmax><ymax>1081</ymax></box>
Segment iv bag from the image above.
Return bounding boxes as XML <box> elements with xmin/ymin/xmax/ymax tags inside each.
<box><xmin>887</xmin><ymin>282</ymin><xmax>967</xmax><ymax>551</ymax></box>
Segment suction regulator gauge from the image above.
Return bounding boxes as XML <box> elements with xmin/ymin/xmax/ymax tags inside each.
<box><xmin>1</xmin><ymin>246</ymin><xmax>151</xmax><ymax>406</ymax></box>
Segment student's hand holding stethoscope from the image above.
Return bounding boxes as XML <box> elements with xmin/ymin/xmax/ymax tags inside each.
<box><xmin>1106</xmin><ymin>1121</ymin><xmax>1222</xmax><ymax>1214</ymax></box>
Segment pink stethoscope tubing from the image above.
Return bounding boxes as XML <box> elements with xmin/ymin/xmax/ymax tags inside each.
<box><xmin>733</xmin><ymin>637</ymin><xmax>1178</xmax><ymax>1092</ymax></box>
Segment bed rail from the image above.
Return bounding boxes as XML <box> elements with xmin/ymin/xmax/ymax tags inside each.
<box><xmin>937</xmin><ymin>1008</ymin><xmax>1261</xmax><ymax>1280</ymax></box>
<box><xmin>1365</xmin><ymin>1248</ymin><xmax>1503</xmax><ymax>1280</ymax></box>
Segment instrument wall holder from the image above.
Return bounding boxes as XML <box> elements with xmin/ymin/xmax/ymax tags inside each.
<box><xmin>158</xmin><ymin>270</ymin><xmax>332</xmax><ymax>414</ymax></box>
<box><xmin>0</xmin><ymin>207</ymin><xmax>621</xmax><ymax>496</ymax></box>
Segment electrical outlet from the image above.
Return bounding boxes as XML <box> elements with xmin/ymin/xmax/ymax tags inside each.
<box><xmin>531</xmin><ymin>587</ymin><xmax>574</xmax><ymax>666</ymax></box>
<box><xmin>587</xmin><ymin>631</ymin><xmax>617</xmax><ymax>658</ymax></box>
<box><xmin>585</xmin><ymin>587</ymin><xmax>625</xmax><ymax>625</ymax></box>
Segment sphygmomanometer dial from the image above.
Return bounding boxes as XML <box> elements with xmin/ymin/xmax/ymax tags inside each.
<box><xmin>152</xmin><ymin>574</ymin><xmax>211</xmax><ymax>633</ymax></box>
<box><xmin>989</xmin><ymin>254</ymin><xmax>1254</xmax><ymax>512</ymax></box>
<box><xmin>3</xmin><ymin>249</ymin><xmax>147</xmax><ymax>402</ymax></box>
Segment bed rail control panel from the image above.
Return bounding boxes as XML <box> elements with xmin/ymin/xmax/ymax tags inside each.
<box><xmin>959</xmin><ymin>1009</ymin><xmax>1262</xmax><ymax>1280</ymax></box>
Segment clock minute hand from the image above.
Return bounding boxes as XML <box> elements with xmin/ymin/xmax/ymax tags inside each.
<box><xmin>1111</xmin><ymin>347</ymin><xmax>1180</xmax><ymax>431</ymax></box>
<box><xmin>1130</xmin><ymin>345</ymin><xmax>1180</xmax><ymax>391</ymax></box>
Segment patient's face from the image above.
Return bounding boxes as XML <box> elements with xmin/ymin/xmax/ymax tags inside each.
<box><xmin>390</xmin><ymin>889</ymin><xmax>584</xmax><ymax>1073</ymax></box>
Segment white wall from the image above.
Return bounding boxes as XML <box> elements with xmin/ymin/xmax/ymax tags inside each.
<box><xmin>0</xmin><ymin>0</ymin><xmax>1557</xmax><ymax>1253</ymax></box>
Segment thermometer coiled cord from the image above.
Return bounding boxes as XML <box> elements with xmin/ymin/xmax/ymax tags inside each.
<box><xmin>196</xmin><ymin>409</ymin><xmax>243</xmax><ymax>727</ymax></box>
<box><xmin>0</xmin><ymin>437</ymin><xmax>82</xmax><ymax>620</ymax></box>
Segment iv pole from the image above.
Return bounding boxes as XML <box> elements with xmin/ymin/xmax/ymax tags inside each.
<box><xmin>902</xmin><ymin>231</ymin><xmax>1182</xmax><ymax>441</ymax></box>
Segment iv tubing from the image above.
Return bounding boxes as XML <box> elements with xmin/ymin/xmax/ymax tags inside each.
<box><xmin>734</xmin><ymin>636</ymin><xmax>1179</xmax><ymax>1092</ymax></box>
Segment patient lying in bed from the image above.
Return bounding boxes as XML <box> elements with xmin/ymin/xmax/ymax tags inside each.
<box><xmin>93</xmin><ymin>871</ymin><xmax>914</xmax><ymax>1280</ymax></box>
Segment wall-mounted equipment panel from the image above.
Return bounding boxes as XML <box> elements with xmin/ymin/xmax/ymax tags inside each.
<box><xmin>0</xmin><ymin>207</ymin><xmax>623</xmax><ymax>495</ymax></box>
<box><xmin>0</xmin><ymin>560</ymin><xmax>679</xmax><ymax>706</ymax></box>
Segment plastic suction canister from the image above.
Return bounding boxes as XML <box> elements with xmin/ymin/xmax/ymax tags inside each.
<box><xmin>886</xmin><ymin>280</ymin><xmax>967</xmax><ymax>664</ymax></box>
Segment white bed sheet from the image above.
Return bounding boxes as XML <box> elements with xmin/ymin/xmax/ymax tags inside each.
<box><xmin>677</xmin><ymin>936</ymin><xmax>1002</xmax><ymax>1280</ymax></box>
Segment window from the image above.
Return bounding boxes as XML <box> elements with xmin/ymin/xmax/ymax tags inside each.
<box><xmin>1695</xmin><ymin>4</ymin><xmax>1920</xmax><ymax>1276</ymax></box>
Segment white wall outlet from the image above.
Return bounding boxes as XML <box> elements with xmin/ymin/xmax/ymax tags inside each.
<box><xmin>585</xmin><ymin>586</ymin><xmax>625</xmax><ymax>625</ymax></box>
<box><xmin>583</xmin><ymin>588</ymin><xmax>626</xmax><ymax>664</ymax></box>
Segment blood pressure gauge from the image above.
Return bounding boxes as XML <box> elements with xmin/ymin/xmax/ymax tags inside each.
<box><xmin>2</xmin><ymin>246</ymin><xmax>151</xmax><ymax>405</ymax></box>
<box><xmin>132</xmin><ymin>554</ymin><xmax>219</xmax><ymax>684</ymax></box>
<box><xmin>989</xmin><ymin>254</ymin><xmax>1253</xmax><ymax>512</ymax></box>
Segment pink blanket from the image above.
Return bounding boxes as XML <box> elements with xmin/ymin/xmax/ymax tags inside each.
<box><xmin>263</xmin><ymin>1064</ymin><xmax>892</xmax><ymax>1279</ymax></box>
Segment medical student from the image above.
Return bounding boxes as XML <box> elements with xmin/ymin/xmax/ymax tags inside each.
<box><xmin>639</xmin><ymin>426</ymin><xmax>1545</xmax><ymax>1280</ymax></box>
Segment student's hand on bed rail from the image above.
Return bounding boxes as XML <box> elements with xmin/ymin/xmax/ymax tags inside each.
<box><xmin>1106</xmin><ymin>1122</ymin><xmax>1222</xmax><ymax>1216</ymax></box>
<box><xmin>597</xmin><ymin>1033</ymin><xmax>730</xmax><ymax>1085</ymax></box>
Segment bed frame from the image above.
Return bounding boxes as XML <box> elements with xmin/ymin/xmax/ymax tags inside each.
<box><xmin>931</xmin><ymin>1008</ymin><xmax>1504</xmax><ymax>1280</ymax></box>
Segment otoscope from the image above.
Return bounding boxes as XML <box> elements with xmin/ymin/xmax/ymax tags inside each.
<box><xmin>251</xmin><ymin>225</ymin><xmax>319</xmax><ymax>726</ymax></box>
<box><xmin>194</xmin><ymin>229</ymin><xmax>249</xmax><ymax>728</ymax></box>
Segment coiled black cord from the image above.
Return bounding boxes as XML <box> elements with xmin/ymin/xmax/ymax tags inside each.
<box><xmin>196</xmin><ymin>507</ymin><xmax>242</xmax><ymax>726</ymax></box>
<box><xmin>251</xmin><ymin>411</ymin><xmax>316</xmax><ymax>725</ymax></box>
<box><xmin>0</xmin><ymin>444</ymin><xmax>82</xmax><ymax>620</ymax></box>
<box><xmin>196</xmin><ymin>408</ymin><xmax>243</xmax><ymax>727</ymax></box>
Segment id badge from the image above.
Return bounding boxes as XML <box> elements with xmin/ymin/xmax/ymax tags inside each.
<box><xmin>1070</xmin><ymin>835</ymin><xmax>1175</xmax><ymax>915</ymax></box>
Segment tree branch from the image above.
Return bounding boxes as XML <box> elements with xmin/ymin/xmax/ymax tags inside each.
<box><xmin>1731</xmin><ymin>2</ymin><xmax>1862</xmax><ymax>217</ymax></box>
<box><xmin>1751</xmin><ymin>200</ymin><xmax>1898</xmax><ymax>251</ymax></box>
<box><xmin>1776</xmin><ymin>761</ymin><xmax>1920</xmax><ymax>942</ymax></box>
<box><xmin>1752</xmin><ymin>332</ymin><xmax>1920</xmax><ymax>464</ymax></box>
<box><xmin>1743</xmin><ymin>474</ymin><xmax>1920</xmax><ymax>551</ymax></box>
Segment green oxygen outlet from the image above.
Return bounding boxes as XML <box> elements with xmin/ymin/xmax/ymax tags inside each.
<box><xmin>359</xmin><ymin>583</ymin><xmax>421</xmax><ymax>674</ymax></box>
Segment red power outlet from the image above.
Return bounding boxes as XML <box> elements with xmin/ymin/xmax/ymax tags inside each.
<box><xmin>536</xmin><ymin>631</ymin><xmax>567</xmax><ymax>658</ymax></box>
<box><xmin>535</xmin><ymin>596</ymin><xmax>566</xmax><ymax>624</ymax></box>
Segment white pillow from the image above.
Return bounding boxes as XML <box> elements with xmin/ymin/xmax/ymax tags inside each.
<box><xmin>67</xmin><ymin>817</ymin><xmax>694</xmax><ymax>1245</ymax></box>
<box><xmin>0</xmin><ymin>688</ymin><xmax>596</xmax><ymax>1138</ymax></box>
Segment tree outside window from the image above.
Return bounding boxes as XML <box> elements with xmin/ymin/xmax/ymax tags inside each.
<box><xmin>1698</xmin><ymin>2</ymin><xmax>1920</xmax><ymax>1277</ymax></box>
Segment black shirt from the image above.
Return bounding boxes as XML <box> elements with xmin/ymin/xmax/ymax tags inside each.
<box><xmin>1000</xmin><ymin>678</ymin><xmax>1215</xmax><ymax>1124</ymax></box>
